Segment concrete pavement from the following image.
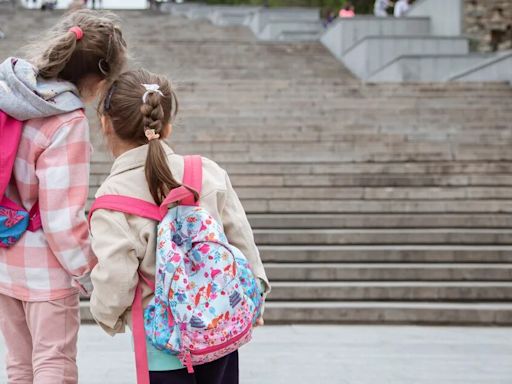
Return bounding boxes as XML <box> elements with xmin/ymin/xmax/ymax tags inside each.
<box><xmin>0</xmin><ymin>325</ymin><xmax>511</xmax><ymax>383</ymax></box>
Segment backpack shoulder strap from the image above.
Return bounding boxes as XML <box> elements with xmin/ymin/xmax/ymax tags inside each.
<box><xmin>88</xmin><ymin>194</ymin><xmax>161</xmax><ymax>225</ymax></box>
<box><xmin>183</xmin><ymin>155</ymin><xmax>203</xmax><ymax>197</ymax></box>
<box><xmin>0</xmin><ymin>111</ymin><xmax>23</xmax><ymax>199</ymax></box>
<box><xmin>159</xmin><ymin>155</ymin><xmax>203</xmax><ymax>216</ymax></box>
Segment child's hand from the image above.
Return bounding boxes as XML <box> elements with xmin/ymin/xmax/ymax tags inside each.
<box><xmin>254</xmin><ymin>316</ymin><xmax>264</xmax><ymax>328</ymax></box>
<box><xmin>73</xmin><ymin>274</ymin><xmax>93</xmax><ymax>297</ymax></box>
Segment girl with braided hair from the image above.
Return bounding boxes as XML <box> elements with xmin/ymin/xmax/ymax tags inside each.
<box><xmin>89</xmin><ymin>68</ymin><xmax>270</xmax><ymax>384</ymax></box>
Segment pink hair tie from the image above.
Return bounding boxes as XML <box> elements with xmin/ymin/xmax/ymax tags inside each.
<box><xmin>145</xmin><ymin>129</ymin><xmax>160</xmax><ymax>142</ymax></box>
<box><xmin>69</xmin><ymin>26</ymin><xmax>84</xmax><ymax>41</ymax></box>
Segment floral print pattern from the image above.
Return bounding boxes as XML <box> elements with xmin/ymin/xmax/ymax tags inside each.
<box><xmin>144</xmin><ymin>205</ymin><xmax>263</xmax><ymax>370</ymax></box>
<box><xmin>0</xmin><ymin>206</ymin><xmax>29</xmax><ymax>248</ymax></box>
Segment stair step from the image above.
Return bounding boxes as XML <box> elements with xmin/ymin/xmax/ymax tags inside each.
<box><xmin>262</xmin><ymin>301</ymin><xmax>512</xmax><ymax>324</ymax></box>
<box><xmin>265</xmin><ymin>263</ymin><xmax>512</xmax><ymax>281</ymax></box>
<box><xmin>242</xmin><ymin>199</ymin><xmax>512</xmax><ymax>213</ymax></box>
<box><xmin>267</xmin><ymin>281</ymin><xmax>512</xmax><ymax>301</ymax></box>
<box><xmin>90</xmin><ymin>171</ymin><xmax>512</xmax><ymax>187</ymax></box>
<box><xmin>235</xmin><ymin>186</ymin><xmax>512</xmax><ymax>200</ymax></box>
<box><xmin>247</xmin><ymin>213</ymin><xmax>512</xmax><ymax>228</ymax></box>
<box><xmin>259</xmin><ymin>245</ymin><xmax>512</xmax><ymax>263</ymax></box>
<box><xmin>254</xmin><ymin>229</ymin><xmax>512</xmax><ymax>245</ymax></box>
<box><xmin>90</xmin><ymin>161</ymin><xmax>512</xmax><ymax>176</ymax></box>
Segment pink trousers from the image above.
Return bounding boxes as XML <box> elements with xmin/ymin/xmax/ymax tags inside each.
<box><xmin>0</xmin><ymin>293</ymin><xmax>80</xmax><ymax>384</ymax></box>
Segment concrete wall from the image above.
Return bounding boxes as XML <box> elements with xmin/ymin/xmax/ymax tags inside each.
<box><xmin>321</xmin><ymin>17</ymin><xmax>431</xmax><ymax>61</ymax></box>
<box><xmin>249</xmin><ymin>8</ymin><xmax>319</xmax><ymax>34</ymax></box>
<box><xmin>259</xmin><ymin>21</ymin><xmax>322</xmax><ymax>41</ymax></box>
<box><xmin>369</xmin><ymin>54</ymin><xmax>493</xmax><ymax>82</ymax></box>
<box><xmin>343</xmin><ymin>36</ymin><xmax>469</xmax><ymax>80</ymax></box>
<box><xmin>450</xmin><ymin>52</ymin><xmax>512</xmax><ymax>83</ymax></box>
<box><xmin>408</xmin><ymin>0</ymin><xmax>464</xmax><ymax>36</ymax></box>
<box><xmin>208</xmin><ymin>6</ymin><xmax>260</xmax><ymax>26</ymax></box>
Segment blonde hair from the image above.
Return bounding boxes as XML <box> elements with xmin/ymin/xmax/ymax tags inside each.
<box><xmin>99</xmin><ymin>68</ymin><xmax>198</xmax><ymax>205</ymax></box>
<box><xmin>26</xmin><ymin>9</ymin><xmax>127</xmax><ymax>89</ymax></box>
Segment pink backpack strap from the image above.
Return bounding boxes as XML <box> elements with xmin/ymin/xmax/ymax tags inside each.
<box><xmin>183</xmin><ymin>155</ymin><xmax>203</xmax><ymax>197</ymax></box>
<box><xmin>0</xmin><ymin>112</ymin><xmax>42</xmax><ymax>232</ymax></box>
<box><xmin>88</xmin><ymin>194</ymin><xmax>159</xmax><ymax>384</ymax></box>
<box><xmin>0</xmin><ymin>111</ymin><xmax>22</xmax><ymax>199</ymax></box>
<box><xmin>132</xmin><ymin>280</ymin><xmax>150</xmax><ymax>384</ymax></box>
<box><xmin>159</xmin><ymin>155</ymin><xmax>203</xmax><ymax>217</ymax></box>
<box><xmin>89</xmin><ymin>157</ymin><xmax>202</xmax><ymax>384</ymax></box>
<box><xmin>88</xmin><ymin>195</ymin><xmax>161</xmax><ymax>225</ymax></box>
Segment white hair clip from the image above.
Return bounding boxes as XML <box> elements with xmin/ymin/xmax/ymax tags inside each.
<box><xmin>142</xmin><ymin>83</ymin><xmax>164</xmax><ymax>103</ymax></box>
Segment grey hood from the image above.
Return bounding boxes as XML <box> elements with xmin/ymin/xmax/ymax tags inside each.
<box><xmin>0</xmin><ymin>57</ymin><xmax>83</xmax><ymax>121</ymax></box>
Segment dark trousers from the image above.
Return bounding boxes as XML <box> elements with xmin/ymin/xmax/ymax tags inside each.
<box><xmin>150</xmin><ymin>351</ymin><xmax>239</xmax><ymax>384</ymax></box>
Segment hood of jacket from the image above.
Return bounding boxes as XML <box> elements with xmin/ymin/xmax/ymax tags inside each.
<box><xmin>0</xmin><ymin>57</ymin><xmax>83</xmax><ymax>121</ymax></box>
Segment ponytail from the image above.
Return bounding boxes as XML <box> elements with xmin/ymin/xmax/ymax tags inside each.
<box><xmin>100</xmin><ymin>69</ymin><xmax>198</xmax><ymax>205</ymax></box>
<box><xmin>141</xmin><ymin>92</ymin><xmax>198</xmax><ymax>205</ymax></box>
<box><xmin>27</xmin><ymin>10</ymin><xmax>127</xmax><ymax>89</ymax></box>
<box><xmin>37</xmin><ymin>31</ymin><xmax>78</xmax><ymax>79</ymax></box>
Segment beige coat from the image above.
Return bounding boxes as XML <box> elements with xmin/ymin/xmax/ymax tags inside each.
<box><xmin>89</xmin><ymin>143</ymin><xmax>270</xmax><ymax>335</ymax></box>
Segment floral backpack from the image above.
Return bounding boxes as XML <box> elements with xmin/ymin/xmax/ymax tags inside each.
<box><xmin>89</xmin><ymin>155</ymin><xmax>263</xmax><ymax>383</ymax></box>
<box><xmin>0</xmin><ymin>111</ymin><xmax>41</xmax><ymax>248</ymax></box>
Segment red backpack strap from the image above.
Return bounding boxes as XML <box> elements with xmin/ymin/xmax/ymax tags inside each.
<box><xmin>159</xmin><ymin>155</ymin><xmax>203</xmax><ymax>217</ymax></box>
<box><xmin>88</xmin><ymin>195</ymin><xmax>161</xmax><ymax>225</ymax></box>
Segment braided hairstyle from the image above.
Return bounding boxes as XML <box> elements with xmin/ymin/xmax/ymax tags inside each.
<box><xmin>99</xmin><ymin>68</ymin><xmax>198</xmax><ymax>204</ymax></box>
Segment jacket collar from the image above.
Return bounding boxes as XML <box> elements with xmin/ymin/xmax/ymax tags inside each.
<box><xmin>108</xmin><ymin>142</ymin><xmax>175</xmax><ymax>178</ymax></box>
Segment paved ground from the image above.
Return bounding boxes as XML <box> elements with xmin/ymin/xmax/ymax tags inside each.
<box><xmin>0</xmin><ymin>325</ymin><xmax>511</xmax><ymax>383</ymax></box>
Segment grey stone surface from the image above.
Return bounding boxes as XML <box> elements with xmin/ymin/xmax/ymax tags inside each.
<box><xmin>408</xmin><ymin>0</ymin><xmax>464</xmax><ymax>36</ymax></box>
<box><xmin>368</xmin><ymin>54</ymin><xmax>495</xmax><ymax>83</ymax></box>
<box><xmin>259</xmin><ymin>245</ymin><xmax>512</xmax><ymax>263</ymax></box>
<box><xmin>342</xmin><ymin>36</ymin><xmax>469</xmax><ymax>80</ymax></box>
<box><xmin>265</xmin><ymin>262</ymin><xmax>512</xmax><ymax>281</ymax></box>
<box><xmin>450</xmin><ymin>51</ymin><xmax>512</xmax><ymax>83</ymax></box>
<box><xmin>259</xmin><ymin>20</ymin><xmax>323</xmax><ymax>41</ymax></box>
<box><xmin>1</xmin><ymin>325</ymin><xmax>512</xmax><ymax>383</ymax></box>
<box><xmin>321</xmin><ymin>17</ymin><xmax>431</xmax><ymax>61</ymax></box>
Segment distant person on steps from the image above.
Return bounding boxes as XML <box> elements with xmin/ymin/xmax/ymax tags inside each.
<box><xmin>394</xmin><ymin>0</ymin><xmax>413</xmax><ymax>17</ymax></box>
<box><xmin>374</xmin><ymin>0</ymin><xmax>391</xmax><ymax>17</ymax></box>
<box><xmin>339</xmin><ymin>2</ymin><xmax>355</xmax><ymax>18</ymax></box>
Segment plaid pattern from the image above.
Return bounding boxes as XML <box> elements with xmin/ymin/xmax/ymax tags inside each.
<box><xmin>0</xmin><ymin>110</ymin><xmax>95</xmax><ymax>301</ymax></box>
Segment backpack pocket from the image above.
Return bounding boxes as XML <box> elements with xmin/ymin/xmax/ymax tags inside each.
<box><xmin>0</xmin><ymin>203</ymin><xmax>29</xmax><ymax>248</ymax></box>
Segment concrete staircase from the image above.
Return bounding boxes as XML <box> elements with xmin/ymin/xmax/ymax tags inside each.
<box><xmin>2</xmin><ymin>9</ymin><xmax>512</xmax><ymax>324</ymax></box>
<box><xmin>321</xmin><ymin>0</ymin><xmax>512</xmax><ymax>83</ymax></box>
<box><xmin>163</xmin><ymin>0</ymin><xmax>511</xmax><ymax>84</ymax></box>
<box><xmin>166</xmin><ymin>2</ymin><xmax>324</xmax><ymax>41</ymax></box>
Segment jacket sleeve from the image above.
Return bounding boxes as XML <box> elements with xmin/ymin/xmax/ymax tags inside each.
<box><xmin>89</xmin><ymin>208</ymin><xmax>140</xmax><ymax>335</ymax></box>
<box><xmin>220</xmin><ymin>170</ymin><xmax>271</xmax><ymax>298</ymax></box>
<box><xmin>35</xmin><ymin>115</ymin><xmax>96</xmax><ymax>295</ymax></box>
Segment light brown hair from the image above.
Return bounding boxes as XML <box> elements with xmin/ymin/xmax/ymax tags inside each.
<box><xmin>27</xmin><ymin>9</ymin><xmax>127</xmax><ymax>90</ymax></box>
<box><xmin>99</xmin><ymin>68</ymin><xmax>198</xmax><ymax>205</ymax></box>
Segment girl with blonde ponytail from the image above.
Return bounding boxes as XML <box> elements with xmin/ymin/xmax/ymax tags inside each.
<box><xmin>90</xmin><ymin>68</ymin><xmax>270</xmax><ymax>384</ymax></box>
<box><xmin>0</xmin><ymin>9</ymin><xmax>127</xmax><ymax>383</ymax></box>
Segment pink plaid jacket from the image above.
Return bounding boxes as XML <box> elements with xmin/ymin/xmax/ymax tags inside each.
<box><xmin>0</xmin><ymin>110</ymin><xmax>96</xmax><ymax>301</ymax></box>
